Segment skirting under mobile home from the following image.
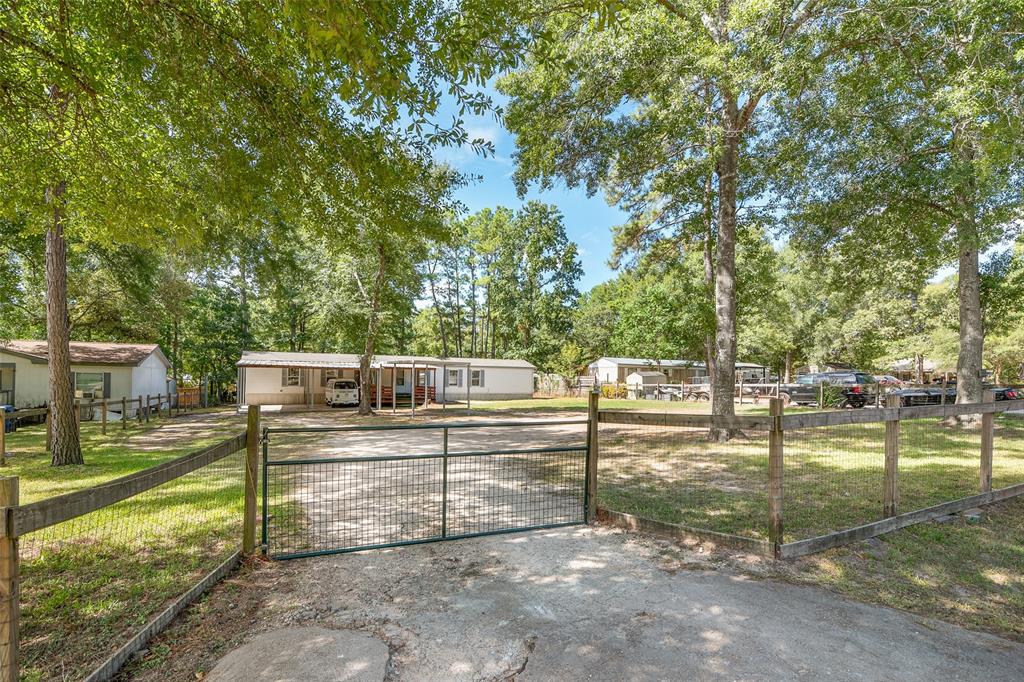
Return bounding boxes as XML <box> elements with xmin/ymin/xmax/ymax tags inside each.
<box><xmin>236</xmin><ymin>351</ymin><xmax>535</xmax><ymax>408</ymax></box>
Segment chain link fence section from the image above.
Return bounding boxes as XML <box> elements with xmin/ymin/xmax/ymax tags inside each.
<box><xmin>597</xmin><ymin>421</ymin><xmax>770</xmax><ymax>539</ymax></box>
<box><xmin>782</xmin><ymin>423</ymin><xmax>886</xmax><ymax>542</ymax></box>
<box><xmin>18</xmin><ymin>449</ymin><xmax>245</xmax><ymax>681</ymax></box>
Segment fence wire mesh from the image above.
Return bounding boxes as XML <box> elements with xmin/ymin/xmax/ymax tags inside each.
<box><xmin>994</xmin><ymin>409</ymin><xmax>1024</xmax><ymax>490</ymax></box>
<box><xmin>19</xmin><ymin>448</ymin><xmax>245</xmax><ymax>681</ymax></box>
<box><xmin>596</xmin><ymin>421</ymin><xmax>769</xmax><ymax>539</ymax></box>
<box><xmin>263</xmin><ymin>423</ymin><xmax>587</xmax><ymax>558</ymax></box>
<box><xmin>898</xmin><ymin>418</ymin><xmax>982</xmax><ymax>513</ymax></box>
<box><xmin>783</xmin><ymin>423</ymin><xmax>886</xmax><ymax>542</ymax></box>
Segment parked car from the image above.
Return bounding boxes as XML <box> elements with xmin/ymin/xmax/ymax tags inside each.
<box><xmin>889</xmin><ymin>384</ymin><xmax>1021</xmax><ymax>406</ymax></box>
<box><xmin>779</xmin><ymin>371</ymin><xmax>879</xmax><ymax>408</ymax></box>
<box><xmin>325</xmin><ymin>378</ymin><xmax>360</xmax><ymax>407</ymax></box>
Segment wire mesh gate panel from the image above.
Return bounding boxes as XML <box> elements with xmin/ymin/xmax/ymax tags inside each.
<box><xmin>262</xmin><ymin>420</ymin><xmax>589</xmax><ymax>559</ymax></box>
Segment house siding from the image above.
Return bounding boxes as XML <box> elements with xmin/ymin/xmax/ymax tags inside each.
<box><xmin>240</xmin><ymin>358</ymin><xmax>533</xmax><ymax>406</ymax></box>
<box><xmin>0</xmin><ymin>350</ymin><xmax>153</xmax><ymax>409</ymax></box>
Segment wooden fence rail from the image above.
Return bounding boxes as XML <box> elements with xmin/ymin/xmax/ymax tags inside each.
<box><xmin>0</xmin><ymin>406</ymin><xmax>261</xmax><ymax>681</ymax></box>
<box><xmin>0</xmin><ymin>391</ymin><xmax>205</xmax><ymax>465</ymax></box>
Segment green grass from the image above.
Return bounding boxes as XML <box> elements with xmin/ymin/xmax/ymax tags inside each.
<box><xmin>777</xmin><ymin>496</ymin><xmax>1024</xmax><ymax>640</ymax></box>
<box><xmin>596</xmin><ymin>414</ymin><xmax>1024</xmax><ymax>542</ymax></box>
<box><xmin>2</xmin><ymin>409</ymin><xmax>243</xmax><ymax>502</ymax></box>
<box><xmin>9</xmin><ymin>410</ymin><xmax>247</xmax><ymax>681</ymax></box>
<box><xmin>465</xmin><ymin>396</ymin><xmax>801</xmax><ymax>414</ymax></box>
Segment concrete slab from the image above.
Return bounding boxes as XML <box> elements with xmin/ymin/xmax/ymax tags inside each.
<box><xmin>272</xmin><ymin>527</ymin><xmax>1024</xmax><ymax>681</ymax></box>
<box><xmin>206</xmin><ymin>626</ymin><xmax>387</xmax><ymax>682</ymax></box>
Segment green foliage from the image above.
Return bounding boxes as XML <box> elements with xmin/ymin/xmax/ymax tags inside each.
<box><xmin>417</xmin><ymin>203</ymin><xmax>582</xmax><ymax>370</ymax></box>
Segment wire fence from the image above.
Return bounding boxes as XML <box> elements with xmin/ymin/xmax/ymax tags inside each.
<box><xmin>993</xmin><ymin>410</ymin><xmax>1024</xmax><ymax>490</ymax></box>
<box><xmin>898</xmin><ymin>418</ymin><xmax>982</xmax><ymax>514</ymax></box>
<box><xmin>597</xmin><ymin>421</ymin><xmax>770</xmax><ymax>539</ymax></box>
<box><xmin>262</xmin><ymin>421</ymin><xmax>588</xmax><ymax>559</ymax></box>
<box><xmin>16</xmin><ymin>444</ymin><xmax>245</xmax><ymax>681</ymax></box>
<box><xmin>783</xmin><ymin>423</ymin><xmax>887</xmax><ymax>542</ymax></box>
<box><xmin>595</xmin><ymin>400</ymin><xmax>1024</xmax><ymax>554</ymax></box>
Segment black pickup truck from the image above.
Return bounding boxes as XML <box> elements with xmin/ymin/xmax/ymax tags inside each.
<box><xmin>777</xmin><ymin>371</ymin><xmax>879</xmax><ymax>408</ymax></box>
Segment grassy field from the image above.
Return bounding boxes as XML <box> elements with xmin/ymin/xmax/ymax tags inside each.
<box><xmin>9</xmin><ymin>410</ymin><xmax>247</xmax><ymax>681</ymax></box>
<box><xmin>597</xmin><ymin>413</ymin><xmax>1024</xmax><ymax>542</ymax></box>
<box><xmin>3</xmin><ymin>408</ymin><xmax>243</xmax><ymax>502</ymax></box>
<box><xmin>466</xmin><ymin>396</ymin><xmax>795</xmax><ymax>414</ymax></box>
<box><xmin>774</xmin><ymin>495</ymin><xmax>1024</xmax><ymax>641</ymax></box>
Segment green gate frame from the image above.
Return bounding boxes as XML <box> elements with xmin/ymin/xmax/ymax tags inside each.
<box><xmin>262</xmin><ymin>419</ymin><xmax>591</xmax><ymax>559</ymax></box>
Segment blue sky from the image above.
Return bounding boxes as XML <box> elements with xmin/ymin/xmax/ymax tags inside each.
<box><xmin>433</xmin><ymin>88</ymin><xmax>628</xmax><ymax>293</ymax></box>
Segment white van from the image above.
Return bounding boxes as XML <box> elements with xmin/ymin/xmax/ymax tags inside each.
<box><xmin>325</xmin><ymin>378</ymin><xmax>359</xmax><ymax>407</ymax></box>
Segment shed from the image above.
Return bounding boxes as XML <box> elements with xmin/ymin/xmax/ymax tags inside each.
<box><xmin>625</xmin><ymin>371</ymin><xmax>668</xmax><ymax>400</ymax></box>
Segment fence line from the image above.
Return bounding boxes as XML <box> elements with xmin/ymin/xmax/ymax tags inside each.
<box><xmin>0</xmin><ymin>407</ymin><xmax>261</xmax><ymax>682</ymax></box>
<box><xmin>593</xmin><ymin>392</ymin><xmax>1024</xmax><ymax>558</ymax></box>
<box><xmin>0</xmin><ymin>390</ymin><xmax>207</xmax><ymax>464</ymax></box>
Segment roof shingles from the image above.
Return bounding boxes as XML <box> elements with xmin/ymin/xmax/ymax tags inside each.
<box><xmin>0</xmin><ymin>340</ymin><xmax>163</xmax><ymax>366</ymax></box>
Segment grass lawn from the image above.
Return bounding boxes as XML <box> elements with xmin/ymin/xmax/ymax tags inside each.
<box><xmin>596</xmin><ymin>413</ymin><xmax>1024</xmax><ymax>542</ymax></box>
<box><xmin>3</xmin><ymin>408</ymin><xmax>243</xmax><ymax>503</ymax></box>
<box><xmin>773</xmin><ymin>495</ymin><xmax>1024</xmax><ymax>641</ymax></box>
<box><xmin>10</xmin><ymin>409</ymin><xmax>248</xmax><ymax>681</ymax></box>
<box><xmin>466</xmin><ymin>396</ymin><xmax>797</xmax><ymax>414</ymax></box>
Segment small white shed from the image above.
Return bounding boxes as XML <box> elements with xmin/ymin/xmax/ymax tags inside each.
<box><xmin>625</xmin><ymin>371</ymin><xmax>668</xmax><ymax>400</ymax></box>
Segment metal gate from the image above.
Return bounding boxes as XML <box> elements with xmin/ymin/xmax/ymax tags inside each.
<box><xmin>261</xmin><ymin>419</ymin><xmax>590</xmax><ymax>559</ymax></box>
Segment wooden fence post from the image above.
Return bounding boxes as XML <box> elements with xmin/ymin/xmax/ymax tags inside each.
<box><xmin>145</xmin><ymin>395</ymin><xmax>150</xmax><ymax>424</ymax></box>
<box><xmin>101</xmin><ymin>399</ymin><xmax>108</xmax><ymax>435</ymax></box>
<box><xmin>0</xmin><ymin>476</ymin><xmax>19</xmax><ymax>682</ymax></box>
<box><xmin>137</xmin><ymin>396</ymin><xmax>143</xmax><ymax>424</ymax></box>
<box><xmin>0</xmin><ymin>415</ymin><xmax>5</xmax><ymax>467</ymax></box>
<box><xmin>243</xmin><ymin>405</ymin><xmax>260</xmax><ymax>554</ymax></box>
<box><xmin>981</xmin><ymin>390</ymin><xmax>994</xmax><ymax>493</ymax></box>
<box><xmin>121</xmin><ymin>397</ymin><xmax>127</xmax><ymax>431</ymax></box>
<box><xmin>156</xmin><ymin>394</ymin><xmax>162</xmax><ymax>419</ymax></box>
<box><xmin>768</xmin><ymin>397</ymin><xmax>784</xmax><ymax>556</ymax></box>
<box><xmin>586</xmin><ymin>389</ymin><xmax>600</xmax><ymax>523</ymax></box>
<box><xmin>74</xmin><ymin>401</ymin><xmax>81</xmax><ymax>437</ymax></box>
<box><xmin>883</xmin><ymin>394</ymin><xmax>900</xmax><ymax>517</ymax></box>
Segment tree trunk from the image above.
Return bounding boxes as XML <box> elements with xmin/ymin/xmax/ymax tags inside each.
<box><xmin>359</xmin><ymin>245</ymin><xmax>388</xmax><ymax>415</ymax></box>
<box><xmin>172</xmin><ymin>315</ymin><xmax>180</xmax><ymax>388</ymax></box>
<box><xmin>955</xmin><ymin>229</ymin><xmax>983</xmax><ymax>408</ymax></box>
<box><xmin>784</xmin><ymin>350</ymin><xmax>793</xmax><ymax>383</ymax></box>
<box><xmin>915</xmin><ymin>352</ymin><xmax>924</xmax><ymax>385</ymax></box>
<box><xmin>427</xmin><ymin>258</ymin><xmax>449</xmax><ymax>356</ymax></box>
<box><xmin>238</xmin><ymin>260</ymin><xmax>249</xmax><ymax>344</ymax></box>
<box><xmin>47</xmin><ymin>182</ymin><xmax>83</xmax><ymax>466</ymax></box>
<box><xmin>709</xmin><ymin>95</ymin><xmax>740</xmax><ymax>440</ymax></box>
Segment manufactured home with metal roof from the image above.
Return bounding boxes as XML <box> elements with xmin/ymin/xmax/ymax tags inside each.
<box><xmin>236</xmin><ymin>351</ymin><xmax>536</xmax><ymax>408</ymax></box>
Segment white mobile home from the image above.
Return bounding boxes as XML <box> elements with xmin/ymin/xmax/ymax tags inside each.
<box><xmin>588</xmin><ymin>357</ymin><xmax>704</xmax><ymax>384</ymax></box>
<box><xmin>236</xmin><ymin>351</ymin><xmax>535</xmax><ymax>408</ymax></box>
<box><xmin>0</xmin><ymin>341</ymin><xmax>171</xmax><ymax>412</ymax></box>
<box><xmin>588</xmin><ymin>356</ymin><xmax>769</xmax><ymax>384</ymax></box>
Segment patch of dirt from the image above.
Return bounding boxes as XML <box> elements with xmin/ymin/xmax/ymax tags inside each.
<box><xmin>115</xmin><ymin>557</ymin><xmax>302</xmax><ymax>681</ymax></box>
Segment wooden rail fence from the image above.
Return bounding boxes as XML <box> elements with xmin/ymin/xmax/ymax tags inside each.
<box><xmin>590</xmin><ymin>391</ymin><xmax>1024</xmax><ymax>559</ymax></box>
<box><xmin>0</xmin><ymin>406</ymin><xmax>262</xmax><ymax>682</ymax></box>
<box><xmin>0</xmin><ymin>391</ymin><xmax>203</xmax><ymax>465</ymax></box>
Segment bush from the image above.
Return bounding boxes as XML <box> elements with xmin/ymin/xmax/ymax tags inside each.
<box><xmin>601</xmin><ymin>383</ymin><xmax>627</xmax><ymax>399</ymax></box>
